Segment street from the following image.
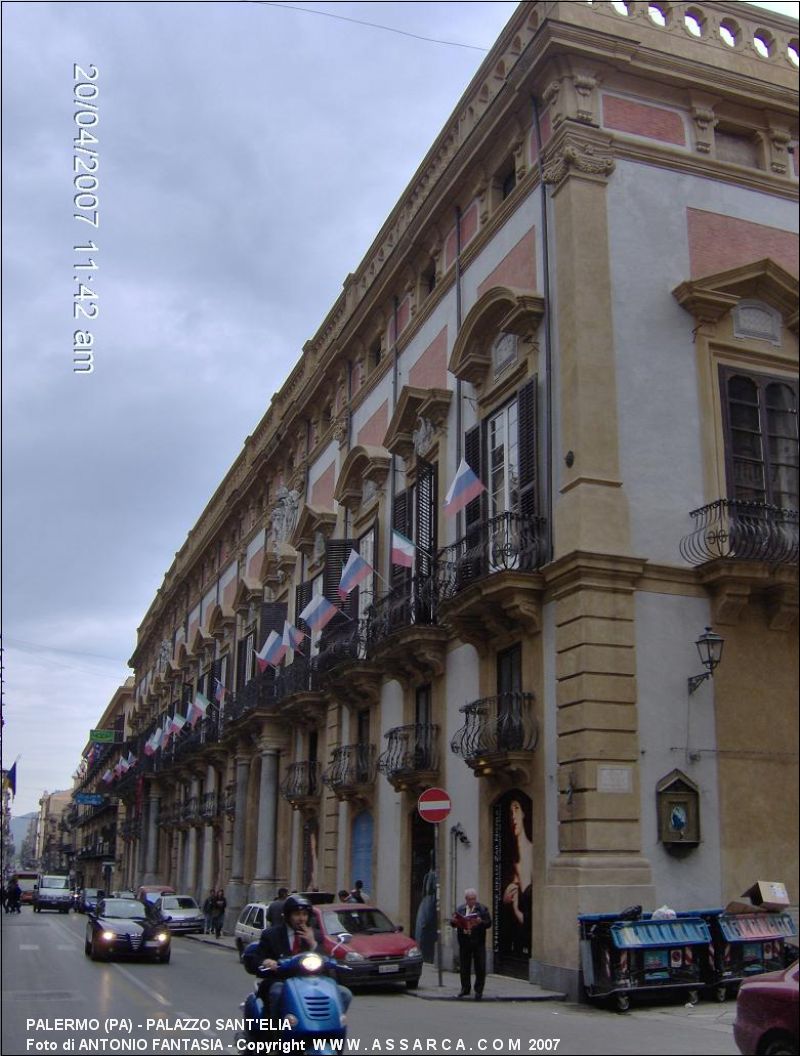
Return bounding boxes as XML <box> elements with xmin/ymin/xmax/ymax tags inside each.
<box><xmin>1</xmin><ymin>909</ymin><xmax>739</xmax><ymax>1055</ymax></box>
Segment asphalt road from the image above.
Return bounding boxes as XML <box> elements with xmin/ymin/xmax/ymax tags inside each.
<box><xmin>1</xmin><ymin>908</ymin><xmax>739</xmax><ymax>1055</ymax></box>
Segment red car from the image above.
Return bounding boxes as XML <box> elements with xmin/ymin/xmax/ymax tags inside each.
<box><xmin>313</xmin><ymin>903</ymin><xmax>423</xmax><ymax>990</ymax></box>
<box><xmin>733</xmin><ymin>961</ymin><xmax>798</xmax><ymax>1056</ymax></box>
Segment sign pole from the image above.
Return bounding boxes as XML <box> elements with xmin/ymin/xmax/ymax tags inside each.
<box><xmin>435</xmin><ymin>819</ymin><xmax>443</xmax><ymax>987</ymax></box>
<box><xmin>417</xmin><ymin>787</ymin><xmax>451</xmax><ymax>989</ymax></box>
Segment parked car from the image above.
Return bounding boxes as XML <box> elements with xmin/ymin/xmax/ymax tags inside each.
<box><xmin>733</xmin><ymin>960</ymin><xmax>798</xmax><ymax>1056</ymax></box>
<box><xmin>234</xmin><ymin>902</ymin><xmax>270</xmax><ymax>960</ymax></box>
<box><xmin>153</xmin><ymin>894</ymin><xmax>205</xmax><ymax>934</ymax></box>
<box><xmin>136</xmin><ymin>885</ymin><xmax>176</xmax><ymax>907</ymax></box>
<box><xmin>314</xmin><ymin>903</ymin><xmax>423</xmax><ymax>990</ymax></box>
<box><xmin>84</xmin><ymin>897</ymin><xmax>171</xmax><ymax>963</ymax></box>
<box><xmin>77</xmin><ymin>888</ymin><xmax>104</xmax><ymax>914</ymax></box>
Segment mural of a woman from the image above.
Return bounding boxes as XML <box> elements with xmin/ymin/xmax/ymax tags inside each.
<box><xmin>493</xmin><ymin>790</ymin><xmax>532</xmax><ymax>967</ymax></box>
<box><xmin>503</xmin><ymin>797</ymin><xmax>532</xmax><ymax>957</ymax></box>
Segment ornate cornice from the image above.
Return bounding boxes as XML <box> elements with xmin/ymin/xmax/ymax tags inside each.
<box><xmin>541</xmin><ymin>126</ymin><xmax>615</xmax><ymax>191</ymax></box>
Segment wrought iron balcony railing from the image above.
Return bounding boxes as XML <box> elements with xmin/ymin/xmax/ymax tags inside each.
<box><xmin>280</xmin><ymin>761</ymin><xmax>322</xmax><ymax>806</ymax></box>
<box><xmin>434</xmin><ymin>511</ymin><xmax>547</xmax><ymax>601</ymax></box>
<box><xmin>273</xmin><ymin>656</ymin><xmax>320</xmax><ymax>702</ymax></box>
<box><xmin>224</xmin><ymin>668</ymin><xmax>279</xmax><ymax>725</ymax></box>
<box><xmin>366</xmin><ymin>583</ymin><xmax>436</xmax><ymax>649</ymax></box>
<box><xmin>76</xmin><ymin>839</ymin><xmax>116</xmax><ymax>860</ymax></box>
<box><xmin>323</xmin><ymin>744</ymin><xmax>376</xmax><ymax>796</ymax></box>
<box><xmin>181</xmin><ymin>796</ymin><xmax>200</xmax><ymax>823</ymax></box>
<box><xmin>680</xmin><ymin>499</ymin><xmax>798</xmax><ymax>566</ymax></box>
<box><xmin>316</xmin><ymin>618</ymin><xmax>368</xmax><ymax>674</ymax></box>
<box><xmin>172</xmin><ymin>714</ymin><xmax>221</xmax><ymax>760</ymax></box>
<box><xmin>200</xmin><ymin>792</ymin><xmax>218</xmax><ymax>819</ymax></box>
<box><xmin>377</xmin><ymin>723</ymin><xmax>439</xmax><ymax>781</ymax></box>
<box><xmin>451</xmin><ymin>693</ymin><xmax>538</xmax><ymax>765</ymax></box>
<box><xmin>223</xmin><ymin>783</ymin><xmax>237</xmax><ymax>816</ymax></box>
<box><xmin>120</xmin><ymin>817</ymin><xmax>142</xmax><ymax>842</ymax></box>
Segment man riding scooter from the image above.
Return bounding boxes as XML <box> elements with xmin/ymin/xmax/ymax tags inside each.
<box><xmin>243</xmin><ymin>893</ymin><xmax>353</xmax><ymax>1020</ymax></box>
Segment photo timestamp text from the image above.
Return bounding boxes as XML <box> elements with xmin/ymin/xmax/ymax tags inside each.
<box><xmin>72</xmin><ymin>63</ymin><xmax>99</xmax><ymax>374</ymax></box>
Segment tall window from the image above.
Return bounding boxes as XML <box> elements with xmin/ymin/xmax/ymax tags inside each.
<box><xmin>489</xmin><ymin>400</ymin><xmax>520</xmax><ymax>518</ymax></box>
<box><xmin>721</xmin><ymin>368</ymin><xmax>798</xmax><ymax>508</ymax></box>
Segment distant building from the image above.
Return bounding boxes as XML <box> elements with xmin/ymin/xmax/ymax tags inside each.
<box><xmin>35</xmin><ymin>790</ymin><xmax>73</xmax><ymax>873</ymax></box>
<box><xmin>75</xmin><ymin>2</ymin><xmax>798</xmax><ymax>997</ymax></box>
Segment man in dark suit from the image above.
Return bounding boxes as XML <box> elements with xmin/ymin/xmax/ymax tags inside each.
<box><xmin>450</xmin><ymin>888</ymin><xmax>492</xmax><ymax>999</ymax></box>
<box><xmin>243</xmin><ymin>894</ymin><xmax>351</xmax><ymax>1016</ymax></box>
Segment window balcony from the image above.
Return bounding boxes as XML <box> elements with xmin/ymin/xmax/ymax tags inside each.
<box><xmin>322</xmin><ymin>744</ymin><xmax>377</xmax><ymax>803</ymax></box>
<box><xmin>119</xmin><ymin>817</ymin><xmax>142</xmax><ymax>842</ymax></box>
<box><xmin>377</xmin><ymin>723</ymin><xmax>439</xmax><ymax>793</ymax></box>
<box><xmin>76</xmin><ymin>839</ymin><xmax>116</xmax><ymax>860</ymax></box>
<box><xmin>223</xmin><ymin>668</ymin><xmax>280</xmax><ymax>727</ymax></box>
<box><xmin>366</xmin><ymin>586</ymin><xmax>447</xmax><ymax>684</ymax></box>
<box><xmin>223</xmin><ymin>783</ymin><xmax>237</xmax><ymax>816</ymax></box>
<box><xmin>274</xmin><ymin>657</ymin><xmax>327</xmax><ymax>726</ymax></box>
<box><xmin>200</xmin><ymin>791</ymin><xmax>219</xmax><ymax>820</ymax></box>
<box><xmin>680</xmin><ymin>499</ymin><xmax>798</xmax><ymax>566</ymax></box>
<box><xmin>180</xmin><ymin>796</ymin><xmax>200</xmax><ymax>826</ymax></box>
<box><xmin>315</xmin><ymin>619</ymin><xmax>383</xmax><ymax>707</ymax></box>
<box><xmin>431</xmin><ymin>511</ymin><xmax>546</xmax><ymax>649</ymax></box>
<box><xmin>280</xmin><ymin>760</ymin><xmax>322</xmax><ymax>811</ymax></box>
<box><xmin>451</xmin><ymin>693</ymin><xmax>538</xmax><ymax>779</ymax></box>
<box><xmin>172</xmin><ymin>714</ymin><xmax>222</xmax><ymax>761</ymax></box>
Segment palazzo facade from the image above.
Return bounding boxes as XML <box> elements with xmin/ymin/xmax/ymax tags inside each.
<box><xmin>73</xmin><ymin>1</ymin><xmax>798</xmax><ymax>996</ymax></box>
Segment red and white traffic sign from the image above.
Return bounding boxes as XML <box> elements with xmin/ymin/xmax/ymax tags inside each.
<box><xmin>418</xmin><ymin>787</ymin><xmax>451</xmax><ymax>823</ymax></box>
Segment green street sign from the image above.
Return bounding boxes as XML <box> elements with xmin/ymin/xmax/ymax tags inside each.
<box><xmin>90</xmin><ymin>729</ymin><xmax>116</xmax><ymax>743</ymax></box>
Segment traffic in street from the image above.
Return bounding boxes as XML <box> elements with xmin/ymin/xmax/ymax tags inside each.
<box><xmin>2</xmin><ymin>907</ymin><xmax>741</xmax><ymax>1055</ymax></box>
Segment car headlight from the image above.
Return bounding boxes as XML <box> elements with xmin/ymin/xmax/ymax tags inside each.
<box><xmin>407</xmin><ymin>946</ymin><xmax>422</xmax><ymax>958</ymax></box>
<box><xmin>344</xmin><ymin>950</ymin><xmax>365</xmax><ymax>962</ymax></box>
<box><xmin>155</xmin><ymin>932</ymin><xmax>169</xmax><ymax>943</ymax></box>
<box><xmin>101</xmin><ymin>930</ymin><xmax>115</xmax><ymax>941</ymax></box>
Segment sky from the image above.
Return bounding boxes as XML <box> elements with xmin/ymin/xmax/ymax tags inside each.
<box><xmin>2</xmin><ymin>0</ymin><xmax>798</xmax><ymax>819</ymax></box>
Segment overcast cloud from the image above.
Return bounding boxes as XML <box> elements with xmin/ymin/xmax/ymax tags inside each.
<box><xmin>2</xmin><ymin>0</ymin><xmax>797</xmax><ymax>818</ymax></box>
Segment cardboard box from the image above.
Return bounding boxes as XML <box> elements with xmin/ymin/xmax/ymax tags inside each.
<box><xmin>742</xmin><ymin>881</ymin><xmax>791</xmax><ymax>910</ymax></box>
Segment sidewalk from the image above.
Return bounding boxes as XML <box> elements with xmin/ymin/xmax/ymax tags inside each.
<box><xmin>186</xmin><ymin>933</ymin><xmax>566</xmax><ymax>1002</ymax></box>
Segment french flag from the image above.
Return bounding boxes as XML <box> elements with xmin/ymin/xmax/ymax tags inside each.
<box><xmin>214</xmin><ymin>678</ymin><xmax>227</xmax><ymax>704</ymax></box>
<box><xmin>338</xmin><ymin>549</ymin><xmax>373</xmax><ymax>599</ymax></box>
<box><xmin>443</xmin><ymin>459</ymin><xmax>485</xmax><ymax>518</ymax></box>
<box><xmin>256</xmin><ymin>630</ymin><xmax>286</xmax><ymax>671</ymax></box>
<box><xmin>282</xmin><ymin>620</ymin><xmax>305</xmax><ymax>655</ymax></box>
<box><xmin>391</xmin><ymin>530</ymin><xmax>415</xmax><ymax>568</ymax></box>
<box><xmin>298</xmin><ymin>594</ymin><xmax>339</xmax><ymax>632</ymax></box>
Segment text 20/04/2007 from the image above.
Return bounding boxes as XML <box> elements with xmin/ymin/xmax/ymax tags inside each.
<box><xmin>73</xmin><ymin>63</ymin><xmax>99</xmax><ymax>375</ymax></box>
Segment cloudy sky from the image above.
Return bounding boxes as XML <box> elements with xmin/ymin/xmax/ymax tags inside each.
<box><xmin>2</xmin><ymin>0</ymin><xmax>797</xmax><ymax>819</ymax></box>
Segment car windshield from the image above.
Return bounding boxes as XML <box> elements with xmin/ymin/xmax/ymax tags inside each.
<box><xmin>84</xmin><ymin>889</ymin><xmax>99</xmax><ymax>897</ymax></box>
<box><xmin>42</xmin><ymin>876</ymin><xmax>70</xmax><ymax>888</ymax></box>
<box><xmin>162</xmin><ymin>897</ymin><xmax>198</xmax><ymax>910</ymax></box>
<box><xmin>101</xmin><ymin>899</ymin><xmax>146</xmax><ymax>918</ymax></box>
<box><xmin>322</xmin><ymin>909</ymin><xmax>395</xmax><ymax>935</ymax></box>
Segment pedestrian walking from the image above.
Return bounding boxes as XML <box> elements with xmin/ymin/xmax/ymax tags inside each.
<box><xmin>450</xmin><ymin>887</ymin><xmax>492</xmax><ymax>1000</ymax></box>
<box><xmin>348</xmin><ymin>880</ymin><xmax>367</xmax><ymax>903</ymax></box>
<box><xmin>202</xmin><ymin>890</ymin><xmax>215</xmax><ymax>934</ymax></box>
<box><xmin>211</xmin><ymin>888</ymin><xmax>227</xmax><ymax>938</ymax></box>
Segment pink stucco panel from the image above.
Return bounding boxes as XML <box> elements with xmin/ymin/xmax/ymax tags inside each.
<box><xmin>687</xmin><ymin>209</ymin><xmax>799</xmax><ymax>278</ymax></box>
<box><xmin>409</xmin><ymin>328</ymin><xmax>448</xmax><ymax>390</ymax></box>
<box><xmin>311</xmin><ymin>462</ymin><xmax>336</xmax><ymax>509</ymax></box>
<box><xmin>477</xmin><ymin>228</ymin><xmax>537</xmax><ymax>299</ymax></box>
<box><xmin>603</xmin><ymin>95</ymin><xmax>685</xmax><ymax>146</ymax></box>
<box><xmin>356</xmin><ymin>400</ymin><xmax>389</xmax><ymax>448</ymax></box>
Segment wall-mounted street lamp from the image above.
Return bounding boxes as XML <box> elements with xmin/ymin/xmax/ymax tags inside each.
<box><xmin>688</xmin><ymin>627</ymin><xmax>725</xmax><ymax>694</ymax></box>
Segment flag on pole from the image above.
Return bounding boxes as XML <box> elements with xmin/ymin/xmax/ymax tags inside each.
<box><xmin>143</xmin><ymin>735</ymin><xmax>156</xmax><ymax>757</ymax></box>
<box><xmin>170</xmin><ymin>712</ymin><xmax>187</xmax><ymax>735</ymax></box>
<box><xmin>338</xmin><ymin>548</ymin><xmax>373</xmax><ymax>599</ymax></box>
<box><xmin>5</xmin><ymin>762</ymin><xmax>17</xmax><ymax>797</ymax></box>
<box><xmin>256</xmin><ymin>630</ymin><xmax>286</xmax><ymax>671</ymax></box>
<box><xmin>443</xmin><ymin>459</ymin><xmax>486</xmax><ymax>517</ymax></box>
<box><xmin>126</xmin><ymin>752</ymin><xmax>137</xmax><ymax>769</ymax></box>
<box><xmin>151</xmin><ymin>725</ymin><xmax>163</xmax><ymax>750</ymax></box>
<box><xmin>162</xmin><ymin>714</ymin><xmax>173</xmax><ymax>748</ymax></box>
<box><xmin>391</xmin><ymin>530</ymin><xmax>416</xmax><ymax>568</ymax></box>
<box><xmin>213</xmin><ymin>678</ymin><xmax>227</xmax><ymax>704</ymax></box>
<box><xmin>188</xmin><ymin>691</ymin><xmax>211</xmax><ymax>728</ymax></box>
<box><xmin>101</xmin><ymin>769</ymin><xmax>113</xmax><ymax>784</ymax></box>
<box><xmin>282</xmin><ymin>621</ymin><xmax>305</xmax><ymax>654</ymax></box>
<box><xmin>118</xmin><ymin>755</ymin><xmax>130</xmax><ymax>774</ymax></box>
<box><xmin>298</xmin><ymin>594</ymin><xmax>339</xmax><ymax>632</ymax></box>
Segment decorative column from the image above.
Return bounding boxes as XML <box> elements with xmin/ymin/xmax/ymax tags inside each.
<box><xmin>251</xmin><ymin>739</ymin><xmax>280</xmax><ymax>903</ymax></box>
<box><xmin>225</xmin><ymin>749</ymin><xmax>251</xmax><ymax>918</ymax></box>
<box><xmin>141</xmin><ymin>784</ymin><xmax>161</xmax><ymax>883</ymax></box>
<box><xmin>184</xmin><ymin>774</ymin><xmax>201</xmax><ymax>897</ymax></box>
<box><xmin>200</xmin><ymin>764</ymin><xmax>217</xmax><ymax>896</ymax></box>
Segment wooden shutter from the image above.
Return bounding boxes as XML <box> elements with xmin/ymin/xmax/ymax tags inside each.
<box><xmin>415</xmin><ymin>459</ymin><xmax>437</xmax><ymax>622</ymax></box>
<box><xmin>295</xmin><ymin>581</ymin><xmax>313</xmax><ymax>636</ymax></box>
<box><xmin>518</xmin><ymin>377</ymin><xmax>538</xmax><ymax>519</ymax></box>
<box><xmin>236</xmin><ymin>630</ymin><xmax>255</xmax><ymax>689</ymax></box>
<box><xmin>323</xmin><ymin>539</ymin><xmax>358</xmax><ymax>638</ymax></box>
<box><xmin>259</xmin><ymin>601</ymin><xmax>287</xmax><ymax>650</ymax></box>
<box><xmin>464</xmin><ymin>422</ymin><xmax>486</xmax><ymax>533</ymax></box>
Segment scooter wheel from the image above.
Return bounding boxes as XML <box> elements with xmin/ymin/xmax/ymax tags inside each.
<box><xmin>615</xmin><ymin>993</ymin><xmax>630</xmax><ymax>1013</ymax></box>
<box><xmin>713</xmin><ymin>985</ymin><xmax>727</xmax><ymax>1003</ymax></box>
<box><xmin>687</xmin><ymin>989</ymin><xmax>699</xmax><ymax>1006</ymax></box>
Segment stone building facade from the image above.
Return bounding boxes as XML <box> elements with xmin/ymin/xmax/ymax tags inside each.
<box><xmin>77</xmin><ymin>1</ymin><xmax>797</xmax><ymax>996</ymax></box>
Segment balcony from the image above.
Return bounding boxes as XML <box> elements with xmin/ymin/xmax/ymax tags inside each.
<box><xmin>76</xmin><ymin>839</ymin><xmax>116</xmax><ymax>860</ymax></box>
<box><xmin>181</xmin><ymin>796</ymin><xmax>200</xmax><ymax>826</ymax></box>
<box><xmin>157</xmin><ymin>803</ymin><xmax>181</xmax><ymax>828</ymax></box>
<box><xmin>377</xmin><ymin>723</ymin><xmax>439</xmax><ymax>793</ymax></box>
<box><xmin>223</xmin><ymin>783</ymin><xmax>237</xmax><ymax>816</ymax></box>
<box><xmin>120</xmin><ymin>817</ymin><xmax>142</xmax><ymax>842</ymax></box>
<box><xmin>680</xmin><ymin>500</ymin><xmax>799</xmax><ymax>628</ymax></box>
<box><xmin>314</xmin><ymin>618</ymin><xmax>382</xmax><ymax>706</ymax></box>
<box><xmin>280</xmin><ymin>761</ymin><xmax>322</xmax><ymax>812</ymax></box>
<box><xmin>432</xmin><ymin>512</ymin><xmax>546</xmax><ymax>649</ymax></box>
<box><xmin>274</xmin><ymin>657</ymin><xmax>327</xmax><ymax>725</ymax></box>
<box><xmin>200</xmin><ymin>792</ymin><xmax>219</xmax><ymax>820</ymax></box>
<box><xmin>172</xmin><ymin>714</ymin><xmax>222</xmax><ymax>761</ymax></box>
<box><xmin>451</xmin><ymin>693</ymin><xmax>538</xmax><ymax>779</ymax></box>
<box><xmin>366</xmin><ymin>585</ymin><xmax>447</xmax><ymax>684</ymax></box>
<box><xmin>680</xmin><ymin>500</ymin><xmax>798</xmax><ymax>566</ymax></box>
<box><xmin>323</xmin><ymin>744</ymin><xmax>377</xmax><ymax>803</ymax></box>
<box><xmin>224</xmin><ymin>668</ymin><xmax>279</xmax><ymax>726</ymax></box>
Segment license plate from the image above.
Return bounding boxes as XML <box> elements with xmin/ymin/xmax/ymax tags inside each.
<box><xmin>378</xmin><ymin>964</ymin><xmax>399</xmax><ymax>974</ymax></box>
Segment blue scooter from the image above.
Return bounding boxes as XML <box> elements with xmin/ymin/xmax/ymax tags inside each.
<box><xmin>240</xmin><ymin>943</ymin><xmax>349</xmax><ymax>1054</ymax></box>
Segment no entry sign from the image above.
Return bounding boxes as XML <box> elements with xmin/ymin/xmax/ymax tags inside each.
<box><xmin>418</xmin><ymin>787</ymin><xmax>451</xmax><ymax>823</ymax></box>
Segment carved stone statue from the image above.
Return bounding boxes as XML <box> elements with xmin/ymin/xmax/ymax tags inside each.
<box><xmin>269</xmin><ymin>486</ymin><xmax>300</xmax><ymax>551</ymax></box>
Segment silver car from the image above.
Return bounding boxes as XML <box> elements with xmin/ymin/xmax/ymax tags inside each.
<box><xmin>153</xmin><ymin>895</ymin><xmax>205</xmax><ymax>934</ymax></box>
